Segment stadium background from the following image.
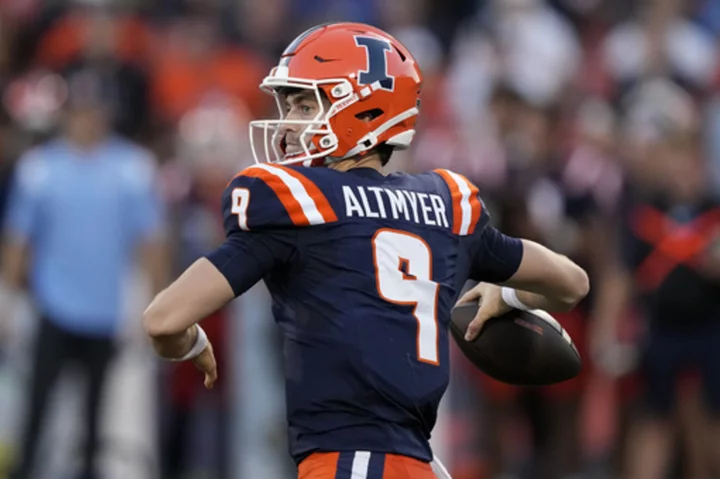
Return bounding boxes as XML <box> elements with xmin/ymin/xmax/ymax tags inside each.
<box><xmin>0</xmin><ymin>0</ymin><xmax>719</xmax><ymax>478</ymax></box>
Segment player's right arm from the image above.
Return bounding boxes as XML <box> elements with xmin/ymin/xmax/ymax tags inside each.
<box><xmin>499</xmin><ymin>238</ymin><xmax>590</xmax><ymax>310</ymax></box>
<box><xmin>432</xmin><ymin>169</ymin><xmax>589</xmax><ymax>340</ymax></box>
<box><xmin>459</xmin><ymin>226</ymin><xmax>590</xmax><ymax>341</ymax></box>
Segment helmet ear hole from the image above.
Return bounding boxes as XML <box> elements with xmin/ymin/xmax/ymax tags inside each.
<box><xmin>355</xmin><ymin>109</ymin><xmax>384</xmax><ymax>122</ymax></box>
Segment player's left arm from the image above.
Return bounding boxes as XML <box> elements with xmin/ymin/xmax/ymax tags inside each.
<box><xmin>144</xmin><ymin>229</ymin><xmax>294</xmax><ymax>347</ymax></box>
<box><xmin>143</xmin><ymin>256</ymin><xmax>232</xmax><ymax>387</ymax></box>
<box><xmin>142</xmin><ymin>257</ymin><xmax>233</xmax><ymax>354</ymax></box>
<box><xmin>144</xmin><ymin>228</ymin><xmax>295</xmax><ymax>387</ymax></box>
<box><xmin>144</xmin><ymin>167</ymin><xmax>305</xmax><ymax>386</ymax></box>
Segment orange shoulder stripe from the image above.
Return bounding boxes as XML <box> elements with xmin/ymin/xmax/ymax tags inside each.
<box><xmin>238</xmin><ymin>166</ymin><xmax>311</xmax><ymax>226</ymax></box>
<box><xmin>433</xmin><ymin>169</ymin><xmax>483</xmax><ymax>235</ymax></box>
<box><xmin>230</xmin><ymin>164</ymin><xmax>338</xmax><ymax>226</ymax></box>
<box><xmin>271</xmin><ymin>164</ymin><xmax>338</xmax><ymax>223</ymax></box>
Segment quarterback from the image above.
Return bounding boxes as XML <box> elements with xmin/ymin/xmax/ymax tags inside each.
<box><xmin>144</xmin><ymin>22</ymin><xmax>588</xmax><ymax>479</ymax></box>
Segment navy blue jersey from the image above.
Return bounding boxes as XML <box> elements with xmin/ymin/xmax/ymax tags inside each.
<box><xmin>206</xmin><ymin>163</ymin><xmax>522</xmax><ymax>464</ymax></box>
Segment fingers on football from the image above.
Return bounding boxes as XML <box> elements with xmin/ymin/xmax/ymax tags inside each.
<box><xmin>464</xmin><ymin>308</ymin><xmax>491</xmax><ymax>342</ymax></box>
<box><xmin>457</xmin><ymin>288</ymin><xmax>481</xmax><ymax>306</ymax></box>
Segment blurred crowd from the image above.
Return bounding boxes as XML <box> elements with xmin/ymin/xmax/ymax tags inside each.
<box><xmin>0</xmin><ymin>0</ymin><xmax>719</xmax><ymax>478</ymax></box>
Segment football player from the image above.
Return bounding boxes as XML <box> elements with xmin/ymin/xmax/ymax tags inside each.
<box><xmin>143</xmin><ymin>22</ymin><xmax>589</xmax><ymax>479</ymax></box>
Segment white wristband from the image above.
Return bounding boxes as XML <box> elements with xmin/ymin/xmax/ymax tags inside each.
<box><xmin>169</xmin><ymin>325</ymin><xmax>208</xmax><ymax>362</ymax></box>
<box><xmin>501</xmin><ymin>287</ymin><xmax>532</xmax><ymax>311</ymax></box>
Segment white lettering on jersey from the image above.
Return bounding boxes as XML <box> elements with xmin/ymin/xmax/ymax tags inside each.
<box><xmin>342</xmin><ymin>185</ymin><xmax>449</xmax><ymax>228</ymax></box>
<box><xmin>401</xmin><ymin>190</ymin><xmax>420</xmax><ymax>224</ymax></box>
<box><xmin>386</xmin><ymin>188</ymin><xmax>410</xmax><ymax>221</ymax></box>
<box><xmin>367</xmin><ymin>186</ymin><xmax>387</xmax><ymax>218</ymax></box>
<box><xmin>357</xmin><ymin>187</ymin><xmax>379</xmax><ymax>218</ymax></box>
<box><xmin>343</xmin><ymin>185</ymin><xmax>365</xmax><ymax>218</ymax></box>
<box><xmin>417</xmin><ymin>193</ymin><xmax>435</xmax><ymax>226</ymax></box>
<box><xmin>430</xmin><ymin>194</ymin><xmax>449</xmax><ymax>228</ymax></box>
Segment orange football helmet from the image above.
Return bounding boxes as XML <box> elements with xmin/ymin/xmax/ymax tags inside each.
<box><xmin>249</xmin><ymin>22</ymin><xmax>423</xmax><ymax>166</ymax></box>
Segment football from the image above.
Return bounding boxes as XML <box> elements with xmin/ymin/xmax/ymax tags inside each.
<box><xmin>449</xmin><ymin>302</ymin><xmax>582</xmax><ymax>386</ymax></box>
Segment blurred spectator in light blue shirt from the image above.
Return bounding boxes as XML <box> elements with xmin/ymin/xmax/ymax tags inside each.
<box><xmin>1</xmin><ymin>67</ymin><xmax>167</xmax><ymax>479</ymax></box>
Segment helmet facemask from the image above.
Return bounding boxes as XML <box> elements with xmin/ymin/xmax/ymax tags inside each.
<box><xmin>249</xmin><ymin>74</ymin><xmax>359</xmax><ymax>167</ymax></box>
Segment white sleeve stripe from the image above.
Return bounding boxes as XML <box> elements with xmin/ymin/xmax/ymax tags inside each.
<box><xmin>250</xmin><ymin>164</ymin><xmax>326</xmax><ymax>225</ymax></box>
<box><xmin>444</xmin><ymin>170</ymin><xmax>473</xmax><ymax>236</ymax></box>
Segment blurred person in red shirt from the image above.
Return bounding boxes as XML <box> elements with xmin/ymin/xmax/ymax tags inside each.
<box><xmin>457</xmin><ymin>87</ymin><xmax>618</xmax><ymax>479</ymax></box>
<box><xmin>593</xmin><ymin>79</ymin><xmax>720</xmax><ymax>479</ymax></box>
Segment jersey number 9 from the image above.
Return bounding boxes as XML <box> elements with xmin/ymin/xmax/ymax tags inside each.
<box><xmin>372</xmin><ymin>229</ymin><xmax>440</xmax><ymax>365</ymax></box>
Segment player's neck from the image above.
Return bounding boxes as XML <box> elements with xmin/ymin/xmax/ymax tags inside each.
<box><xmin>328</xmin><ymin>153</ymin><xmax>385</xmax><ymax>175</ymax></box>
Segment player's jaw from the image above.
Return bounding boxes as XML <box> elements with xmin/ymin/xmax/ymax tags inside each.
<box><xmin>279</xmin><ymin>128</ymin><xmax>311</xmax><ymax>158</ymax></box>
<box><xmin>281</xmin><ymin>132</ymin><xmax>302</xmax><ymax>155</ymax></box>
<box><xmin>249</xmin><ymin>87</ymin><xmax>338</xmax><ymax>166</ymax></box>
